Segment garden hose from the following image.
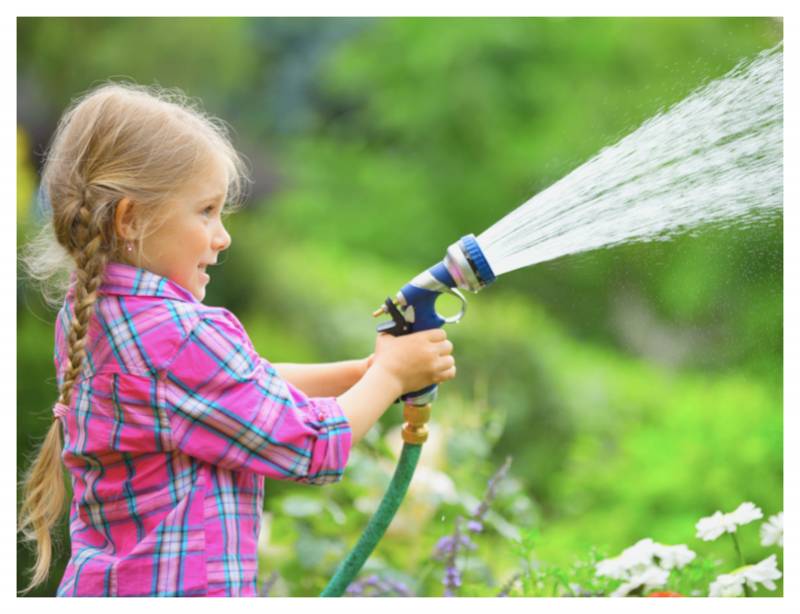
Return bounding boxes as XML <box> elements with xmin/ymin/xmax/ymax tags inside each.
<box><xmin>320</xmin><ymin>405</ymin><xmax>428</xmax><ymax>596</ymax></box>
<box><xmin>320</xmin><ymin>235</ymin><xmax>496</xmax><ymax>596</ymax></box>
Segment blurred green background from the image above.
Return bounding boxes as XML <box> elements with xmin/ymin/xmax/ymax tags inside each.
<box><xmin>17</xmin><ymin>17</ymin><xmax>782</xmax><ymax>597</ymax></box>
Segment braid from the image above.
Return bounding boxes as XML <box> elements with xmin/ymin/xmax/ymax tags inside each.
<box><xmin>60</xmin><ymin>195</ymin><xmax>109</xmax><ymax>404</ymax></box>
<box><xmin>18</xmin><ymin>191</ymin><xmax>109</xmax><ymax>594</ymax></box>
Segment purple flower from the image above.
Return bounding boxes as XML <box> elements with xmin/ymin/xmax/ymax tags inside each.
<box><xmin>384</xmin><ymin>579</ymin><xmax>413</xmax><ymax>597</ymax></box>
<box><xmin>443</xmin><ymin>564</ymin><xmax>462</xmax><ymax>596</ymax></box>
<box><xmin>434</xmin><ymin>535</ymin><xmax>455</xmax><ymax>559</ymax></box>
<box><xmin>434</xmin><ymin>534</ymin><xmax>477</xmax><ymax>560</ymax></box>
<box><xmin>467</xmin><ymin>520</ymin><xmax>483</xmax><ymax>534</ymax></box>
<box><xmin>432</xmin><ymin>458</ymin><xmax>514</xmax><ymax>598</ymax></box>
<box><xmin>346</xmin><ymin>574</ymin><xmax>413</xmax><ymax>597</ymax></box>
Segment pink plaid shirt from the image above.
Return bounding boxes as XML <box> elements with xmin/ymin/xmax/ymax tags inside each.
<box><xmin>53</xmin><ymin>262</ymin><xmax>352</xmax><ymax>597</ymax></box>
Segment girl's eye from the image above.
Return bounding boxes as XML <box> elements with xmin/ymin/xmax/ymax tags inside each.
<box><xmin>202</xmin><ymin>205</ymin><xmax>214</xmax><ymax>217</ymax></box>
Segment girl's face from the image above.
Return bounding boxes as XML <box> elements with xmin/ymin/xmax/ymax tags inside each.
<box><xmin>138</xmin><ymin>163</ymin><xmax>231</xmax><ymax>301</ymax></box>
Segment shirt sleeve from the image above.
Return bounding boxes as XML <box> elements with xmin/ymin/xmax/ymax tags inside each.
<box><xmin>161</xmin><ymin>309</ymin><xmax>352</xmax><ymax>484</ymax></box>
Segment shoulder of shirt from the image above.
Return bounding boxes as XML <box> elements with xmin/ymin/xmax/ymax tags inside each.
<box><xmin>161</xmin><ymin>300</ymin><xmax>260</xmax><ymax>375</ymax></box>
<box><xmin>163</xmin><ymin>299</ymin><xmax>252</xmax><ymax>353</ymax></box>
<box><xmin>91</xmin><ymin>294</ymin><xmax>249</xmax><ymax>373</ymax></box>
<box><xmin>153</xmin><ymin>297</ymin><xmax>245</xmax><ymax>339</ymax></box>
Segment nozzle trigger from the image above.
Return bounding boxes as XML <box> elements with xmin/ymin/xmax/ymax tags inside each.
<box><xmin>375</xmin><ymin>297</ymin><xmax>410</xmax><ymax>336</ymax></box>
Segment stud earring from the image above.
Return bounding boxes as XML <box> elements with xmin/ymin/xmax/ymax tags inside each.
<box><xmin>126</xmin><ymin>241</ymin><xmax>133</xmax><ymax>253</ymax></box>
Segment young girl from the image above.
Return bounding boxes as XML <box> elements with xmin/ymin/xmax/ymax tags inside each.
<box><xmin>18</xmin><ymin>82</ymin><xmax>456</xmax><ymax>597</ymax></box>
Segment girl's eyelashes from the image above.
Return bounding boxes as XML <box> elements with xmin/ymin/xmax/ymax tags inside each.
<box><xmin>201</xmin><ymin>199</ymin><xmax>227</xmax><ymax>218</ymax></box>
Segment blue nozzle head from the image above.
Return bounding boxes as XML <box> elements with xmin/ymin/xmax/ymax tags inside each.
<box><xmin>457</xmin><ymin>234</ymin><xmax>496</xmax><ymax>289</ymax></box>
<box><xmin>437</xmin><ymin>233</ymin><xmax>496</xmax><ymax>293</ymax></box>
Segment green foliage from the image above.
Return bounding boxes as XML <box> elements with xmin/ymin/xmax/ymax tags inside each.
<box><xmin>17</xmin><ymin>17</ymin><xmax>258</xmax><ymax>114</ymax></box>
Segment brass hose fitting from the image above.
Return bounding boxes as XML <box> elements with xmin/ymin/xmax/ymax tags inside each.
<box><xmin>401</xmin><ymin>403</ymin><xmax>431</xmax><ymax>444</ymax></box>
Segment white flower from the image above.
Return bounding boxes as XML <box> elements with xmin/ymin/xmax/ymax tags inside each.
<box><xmin>709</xmin><ymin>573</ymin><xmax>745</xmax><ymax>597</ymax></box>
<box><xmin>741</xmin><ymin>554</ymin><xmax>782</xmax><ymax>591</ymax></box>
<box><xmin>730</xmin><ymin>502</ymin><xmax>763</xmax><ymax>525</ymax></box>
<box><xmin>596</xmin><ymin>538</ymin><xmax>696</xmax><ymax>579</ymax></box>
<box><xmin>596</xmin><ymin>538</ymin><xmax>658</xmax><ymax>579</ymax></box>
<box><xmin>596</xmin><ymin>538</ymin><xmax>696</xmax><ymax>596</ymax></box>
<box><xmin>708</xmin><ymin>554</ymin><xmax>782</xmax><ymax>597</ymax></box>
<box><xmin>696</xmin><ymin>502</ymin><xmax>763</xmax><ymax>541</ymax></box>
<box><xmin>652</xmin><ymin>542</ymin><xmax>696</xmax><ymax>570</ymax></box>
<box><xmin>696</xmin><ymin>511</ymin><xmax>728</xmax><ymax>541</ymax></box>
<box><xmin>610</xmin><ymin>566</ymin><xmax>670</xmax><ymax>598</ymax></box>
<box><xmin>760</xmin><ymin>512</ymin><xmax>783</xmax><ymax>547</ymax></box>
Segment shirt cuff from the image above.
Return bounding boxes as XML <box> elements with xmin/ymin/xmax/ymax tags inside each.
<box><xmin>306</xmin><ymin>396</ymin><xmax>352</xmax><ymax>484</ymax></box>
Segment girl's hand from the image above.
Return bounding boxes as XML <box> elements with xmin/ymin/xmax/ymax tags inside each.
<box><xmin>370</xmin><ymin>329</ymin><xmax>456</xmax><ymax>395</ymax></box>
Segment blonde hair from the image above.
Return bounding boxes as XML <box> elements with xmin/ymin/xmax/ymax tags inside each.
<box><xmin>17</xmin><ymin>81</ymin><xmax>251</xmax><ymax>594</ymax></box>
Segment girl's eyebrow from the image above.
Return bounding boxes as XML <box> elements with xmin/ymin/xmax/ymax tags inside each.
<box><xmin>200</xmin><ymin>193</ymin><xmax>225</xmax><ymax>205</ymax></box>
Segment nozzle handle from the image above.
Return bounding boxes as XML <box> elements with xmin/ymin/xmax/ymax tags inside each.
<box><xmin>374</xmin><ymin>295</ymin><xmax>438</xmax><ymax>404</ymax></box>
<box><xmin>387</xmin><ymin>262</ymin><xmax>461</xmax><ymax>405</ymax></box>
<box><xmin>375</xmin><ymin>298</ymin><xmax>411</xmax><ymax>336</ymax></box>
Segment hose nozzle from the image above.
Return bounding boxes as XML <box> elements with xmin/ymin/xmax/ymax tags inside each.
<box><xmin>373</xmin><ymin>234</ymin><xmax>496</xmax><ymax>325</ymax></box>
<box><xmin>373</xmin><ymin>234</ymin><xmax>496</xmax><ymax>404</ymax></box>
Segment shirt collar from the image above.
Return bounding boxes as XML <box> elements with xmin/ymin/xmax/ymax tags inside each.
<box><xmin>67</xmin><ymin>261</ymin><xmax>199</xmax><ymax>304</ymax></box>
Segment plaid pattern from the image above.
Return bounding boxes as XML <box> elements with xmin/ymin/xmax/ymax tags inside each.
<box><xmin>53</xmin><ymin>262</ymin><xmax>352</xmax><ymax>597</ymax></box>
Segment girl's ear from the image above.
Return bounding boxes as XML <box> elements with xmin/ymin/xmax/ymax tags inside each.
<box><xmin>114</xmin><ymin>197</ymin><xmax>136</xmax><ymax>240</ymax></box>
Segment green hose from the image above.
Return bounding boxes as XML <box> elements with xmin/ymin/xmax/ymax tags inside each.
<box><xmin>320</xmin><ymin>442</ymin><xmax>422</xmax><ymax>597</ymax></box>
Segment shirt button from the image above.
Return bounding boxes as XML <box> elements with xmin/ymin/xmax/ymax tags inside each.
<box><xmin>318</xmin><ymin>412</ymin><xmax>325</xmax><ymax>421</ymax></box>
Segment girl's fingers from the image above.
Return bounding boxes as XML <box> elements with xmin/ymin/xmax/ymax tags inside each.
<box><xmin>440</xmin><ymin>355</ymin><xmax>455</xmax><ymax>369</ymax></box>
<box><xmin>425</xmin><ymin>329</ymin><xmax>447</xmax><ymax>342</ymax></box>
<box><xmin>438</xmin><ymin>340</ymin><xmax>454</xmax><ymax>355</ymax></box>
<box><xmin>436</xmin><ymin>366</ymin><xmax>456</xmax><ymax>382</ymax></box>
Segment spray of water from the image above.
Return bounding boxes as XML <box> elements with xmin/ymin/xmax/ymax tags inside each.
<box><xmin>478</xmin><ymin>43</ymin><xmax>783</xmax><ymax>276</ymax></box>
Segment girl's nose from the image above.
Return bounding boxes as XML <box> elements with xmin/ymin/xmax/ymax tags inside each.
<box><xmin>213</xmin><ymin>222</ymin><xmax>232</xmax><ymax>252</ymax></box>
